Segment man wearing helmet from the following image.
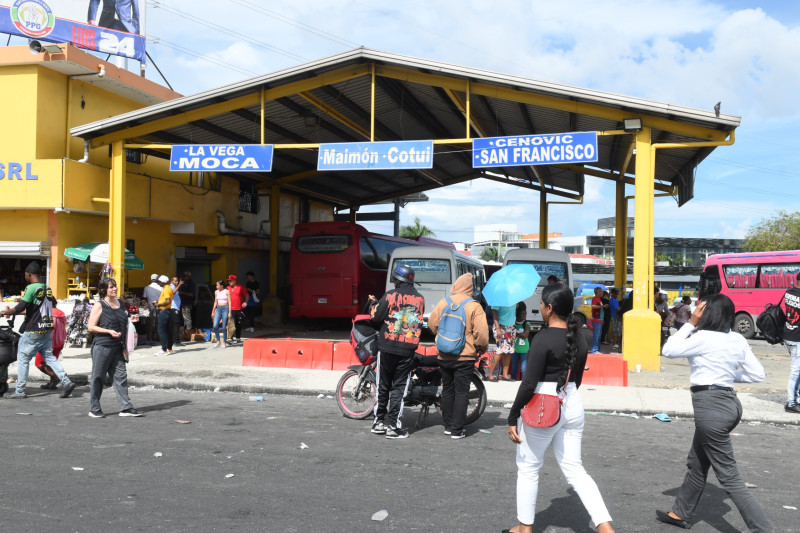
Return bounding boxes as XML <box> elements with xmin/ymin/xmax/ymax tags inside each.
<box><xmin>368</xmin><ymin>263</ymin><xmax>425</xmax><ymax>439</ymax></box>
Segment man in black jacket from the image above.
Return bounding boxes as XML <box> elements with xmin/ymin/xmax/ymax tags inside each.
<box><xmin>368</xmin><ymin>264</ymin><xmax>424</xmax><ymax>439</ymax></box>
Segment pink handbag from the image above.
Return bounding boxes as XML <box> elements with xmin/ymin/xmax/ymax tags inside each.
<box><xmin>521</xmin><ymin>369</ymin><xmax>571</xmax><ymax>428</ymax></box>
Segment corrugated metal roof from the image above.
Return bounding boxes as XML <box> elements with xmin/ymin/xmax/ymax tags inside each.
<box><xmin>70</xmin><ymin>48</ymin><xmax>739</xmax><ymax>208</ymax></box>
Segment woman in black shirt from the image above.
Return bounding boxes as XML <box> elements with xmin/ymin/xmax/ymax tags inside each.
<box><xmin>503</xmin><ymin>283</ymin><xmax>614</xmax><ymax>533</ymax></box>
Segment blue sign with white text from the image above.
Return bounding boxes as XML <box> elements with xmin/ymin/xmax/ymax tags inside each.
<box><xmin>318</xmin><ymin>140</ymin><xmax>433</xmax><ymax>171</ymax></box>
<box><xmin>472</xmin><ymin>132</ymin><xmax>598</xmax><ymax>168</ymax></box>
<box><xmin>170</xmin><ymin>144</ymin><xmax>273</xmax><ymax>172</ymax></box>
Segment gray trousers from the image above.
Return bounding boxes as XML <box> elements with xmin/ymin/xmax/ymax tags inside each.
<box><xmin>90</xmin><ymin>343</ymin><xmax>134</xmax><ymax>413</ymax></box>
<box><xmin>673</xmin><ymin>389</ymin><xmax>772</xmax><ymax>532</ymax></box>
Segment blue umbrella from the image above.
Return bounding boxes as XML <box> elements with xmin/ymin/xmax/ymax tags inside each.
<box><xmin>481</xmin><ymin>263</ymin><xmax>541</xmax><ymax>307</ymax></box>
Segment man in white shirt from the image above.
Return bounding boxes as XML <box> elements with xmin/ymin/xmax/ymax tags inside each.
<box><xmin>142</xmin><ymin>274</ymin><xmax>162</xmax><ymax>342</ymax></box>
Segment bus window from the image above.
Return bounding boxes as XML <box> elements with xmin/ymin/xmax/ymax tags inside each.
<box><xmin>360</xmin><ymin>237</ymin><xmax>381</xmax><ymax>269</ymax></box>
<box><xmin>506</xmin><ymin>260</ymin><xmax>567</xmax><ymax>287</ymax></box>
<box><xmin>722</xmin><ymin>264</ymin><xmax>758</xmax><ymax>288</ymax></box>
<box><xmin>392</xmin><ymin>258</ymin><xmax>451</xmax><ymax>283</ymax></box>
<box><xmin>759</xmin><ymin>263</ymin><xmax>800</xmax><ymax>289</ymax></box>
<box><xmin>296</xmin><ymin>235</ymin><xmax>351</xmax><ymax>253</ymax></box>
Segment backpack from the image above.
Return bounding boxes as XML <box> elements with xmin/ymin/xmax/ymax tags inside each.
<box><xmin>756</xmin><ymin>295</ymin><xmax>786</xmax><ymax>345</ymax></box>
<box><xmin>350</xmin><ymin>314</ymin><xmax>379</xmax><ymax>364</ymax></box>
<box><xmin>435</xmin><ymin>297</ymin><xmax>473</xmax><ymax>355</ymax></box>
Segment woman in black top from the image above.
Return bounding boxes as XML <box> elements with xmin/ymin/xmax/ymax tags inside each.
<box><xmin>86</xmin><ymin>278</ymin><xmax>142</xmax><ymax>418</ymax></box>
<box><xmin>503</xmin><ymin>283</ymin><xmax>614</xmax><ymax>533</ymax></box>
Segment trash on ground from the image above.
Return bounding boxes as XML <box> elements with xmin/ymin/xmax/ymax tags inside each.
<box><xmin>16</xmin><ymin>412</ymin><xmax>32</xmax><ymax>416</ymax></box>
<box><xmin>326</xmin><ymin>395</ymin><xmax>333</xmax><ymax>399</ymax></box>
<box><xmin>71</xmin><ymin>467</ymin><xmax>84</xmax><ymax>471</ymax></box>
<box><xmin>745</xmin><ymin>482</ymin><xmax>757</xmax><ymax>488</ymax></box>
<box><xmin>317</xmin><ymin>393</ymin><xmax>325</xmax><ymax>399</ymax></box>
<box><xmin>213</xmin><ymin>386</ymin><xmax>220</xmax><ymax>393</ymax></box>
<box><xmin>653</xmin><ymin>413</ymin><xmax>671</xmax><ymax>422</ymax></box>
<box><xmin>371</xmin><ymin>510</ymin><xmax>389</xmax><ymax>521</ymax></box>
<box><xmin>478</xmin><ymin>429</ymin><xmax>491</xmax><ymax>434</ymax></box>
<box><xmin>783</xmin><ymin>506</ymin><xmax>797</xmax><ymax>510</ymax></box>
<box><xmin>266</xmin><ymin>416</ymin><xmax>278</xmax><ymax>420</ymax></box>
<box><xmin>748</xmin><ymin>421</ymin><xmax>762</xmax><ymax>425</ymax></box>
<box><xmin>731</xmin><ymin>432</ymin><xmax>743</xmax><ymax>436</ymax></box>
<box><xmin>225</xmin><ymin>473</ymin><xmax>234</xmax><ymax>478</ymax></box>
<box><xmin>175</xmin><ymin>419</ymin><xmax>191</xmax><ymax>424</ymax></box>
<box><xmin>153</xmin><ymin>452</ymin><xmax>163</xmax><ymax>457</ymax></box>
<box><xmin>248</xmin><ymin>396</ymin><xmax>264</xmax><ymax>402</ymax></box>
<box><xmin>300</xmin><ymin>442</ymin><xmax>309</xmax><ymax>449</ymax></box>
<box><xmin>503</xmin><ymin>403</ymin><xmax>513</xmax><ymax>408</ymax></box>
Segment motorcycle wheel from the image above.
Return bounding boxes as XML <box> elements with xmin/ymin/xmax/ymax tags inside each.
<box><xmin>464</xmin><ymin>372</ymin><xmax>487</xmax><ymax>425</ymax></box>
<box><xmin>335</xmin><ymin>369</ymin><xmax>376</xmax><ymax>420</ymax></box>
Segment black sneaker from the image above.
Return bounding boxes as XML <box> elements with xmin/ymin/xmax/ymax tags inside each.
<box><xmin>443</xmin><ymin>429</ymin><xmax>452</xmax><ymax>435</ymax></box>
<box><xmin>60</xmin><ymin>381</ymin><xmax>76</xmax><ymax>398</ymax></box>
<box><xmin>119</xmin><ymin>408</ymin><xmax>144</xmax><ymax>417</ymax></box>
<box><xmin>786</xmin><ymin>404</ymin><xmax>800</xmax><ymax>414</ymax></box>
<box><xmin>88</xmin><ymin>410</ymin><xmax>106</xmax><ymax>418</ymax></box>
<box><xmin>451</xmin><ymin>431</ymin><xmax>466</xmax><ymax>440</ymax></box>
<box><xmin>371</xmin><ymin>421</ymin><xmax>386</xmax><ymax>434</ymax></box>
<box><xmin>385</xmin><ymin>427</ymin><xmax>408</xmax><ymax>439</ymax></box>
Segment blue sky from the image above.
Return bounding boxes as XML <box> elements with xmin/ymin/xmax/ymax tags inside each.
<box><xmin>51</xmin><ymin>1</ymin><xmax>800</xmax><ymax>243</ymax></box>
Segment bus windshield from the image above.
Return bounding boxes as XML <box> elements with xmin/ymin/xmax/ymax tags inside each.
<box><xmin>296</xmin><ymin>235</ymin><xmax>351</xmax><ymax>253</ymax></box>
<box><xmin>392</xmin><ymin>258</ymin><xmax>451</xmax><ymax>283</ymax></box>
<box><xmin>506</xmin><ymin>260</ymin><xmax>568</xmax><ymax>287</ymax></box>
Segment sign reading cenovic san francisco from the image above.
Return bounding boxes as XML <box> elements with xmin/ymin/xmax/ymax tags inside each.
<box><xmin>472</xmin><ymin>132</ymin><xmax>598</xmax><ymax>168</ymax></box>
<box><xmin>317</xmin><ymin>140</ymin><xmax>433</xmax><ymax>171</ymax></box>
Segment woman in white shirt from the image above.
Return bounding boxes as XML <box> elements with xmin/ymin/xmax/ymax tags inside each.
<box><xmin>657</xmin><ymin>294</ymin><xmax>772</xmax><ymax>532</ymax></box>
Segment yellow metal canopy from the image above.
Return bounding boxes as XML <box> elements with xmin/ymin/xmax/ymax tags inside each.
<box><xmin>71</xmin><ymin>48</ymin><xmax>738</xmax><ymax>209</ymax></box>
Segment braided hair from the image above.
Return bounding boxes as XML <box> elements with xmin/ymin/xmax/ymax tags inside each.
<box><xmin>540</xmin><ymin>283</ymin><xmax>580</xmax><ymax>392</ymax></box>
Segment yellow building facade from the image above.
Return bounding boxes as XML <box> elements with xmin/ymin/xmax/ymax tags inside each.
<box><xmin>0</xmin><ymin>44</ymin><xmax>331</xmax><ymax>305</ymax></box>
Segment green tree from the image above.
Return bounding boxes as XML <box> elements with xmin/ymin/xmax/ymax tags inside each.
<box><xmin>399</xmin><ymin>217</ymin><xmax>436</xmax><ymax>238</ymax></box>
<box><xmin>744</xmin><ymin>210</ymin><xmax>800</xmax><ymax>251</ymax></box>
<box><xmin>480</xmin><ymin>247</ymin><xmax>498</xmax><ymax>262</ymax></box>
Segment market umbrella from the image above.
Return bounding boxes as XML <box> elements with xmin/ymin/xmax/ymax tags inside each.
<box><xmin>64</xmin><ymin>242</ymin><xmax>144</xmax><ymax>270</ymax></box>
<box><xmin>481</xmin><ymin>263</ymin><xmax>541</xmax><ymax>307</ymax></box>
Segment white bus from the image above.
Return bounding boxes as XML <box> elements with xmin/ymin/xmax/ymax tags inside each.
<box><xmin>387</xmin><ymin>246</ymin><xmax>486</xmax><ymax>321</ymax></box>
<box><xmin>502</xmin><ymin>248</ymin><xmax>573</xmax><ymax>331</ymax></box>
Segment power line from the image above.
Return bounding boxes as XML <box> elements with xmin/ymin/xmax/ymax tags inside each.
<box><xmin>147</xmin><ymin>0</ymin><xmax>308</xmax><ymax>62</ymax></box>
<box><xmin>227</xmin><ymin>0</ymin><xmax>360</xmax><ymax>49</ymax></box>
<box><xmin>146</xmin><ymin>35</ymin><xmax>257</xmax><ymax>76</ymax></box>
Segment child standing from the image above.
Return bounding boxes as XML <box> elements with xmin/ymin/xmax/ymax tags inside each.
<box><xmin>510</xmin><ymin>303</ymin><xmax>530</xmax><ymax>380</ymax></box>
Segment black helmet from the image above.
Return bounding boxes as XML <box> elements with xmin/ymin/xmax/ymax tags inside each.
<box><xmin>391</xmin><ymin>264</ymin><xmax>415</xmax><ymax>283</ymax></box>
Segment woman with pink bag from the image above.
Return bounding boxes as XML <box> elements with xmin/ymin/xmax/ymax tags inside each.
<box><xmin>504</xmin><ymin>283</ymin><xmax>614</xmax><ymax>533</ymax></box>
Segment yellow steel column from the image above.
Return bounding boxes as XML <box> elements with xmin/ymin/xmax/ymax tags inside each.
<box><xmin>539</xmin><ymin>191</ymin><xmax>548</xmax><ymax>249</ymax></box>
<box><xmin>109</xmin><ymin>140</ymin><xmax>126</xmax><ymax>289</ymax></box>
<box><xmin>614</xmin><ymin>179</ymin><xmax>627</xmax><ymax>289</ymax></box>
<box><xmin>370</xmin><ymin>64</ymin><xmax>375</xmax><ymax>141</ymax></box>
<box><xmin>622</xmin><ymin>127</ymin><xmax>660</xmax><ymax>370</ymax></box>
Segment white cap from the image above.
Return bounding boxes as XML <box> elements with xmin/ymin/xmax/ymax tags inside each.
<box><xmin>151</xmin><ymin>273</ymin><xmax>158</xmax><ymax>280</ymax></box>
<box><xmin>158</xmin><ymin>275</ymin><xmax>169</xmax><ymax>283</ymax></box>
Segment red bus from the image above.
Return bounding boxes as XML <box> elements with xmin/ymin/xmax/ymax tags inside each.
<box><xmin>289</xmin><ymin>222</ymin><xmax>453</xmax><ymax>319</ymax></box>
<box><xmin>699</xmin><ymin>250</ymin><xmax>800</xmax><ymax>338</ymax></box>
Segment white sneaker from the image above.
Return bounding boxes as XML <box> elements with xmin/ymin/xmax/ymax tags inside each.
<box><xmin>154</xmin><ymin>350</ymin><xmax>168</xmax><ymax>357</ymax></box>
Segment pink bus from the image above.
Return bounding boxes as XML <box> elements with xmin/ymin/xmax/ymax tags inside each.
<box><xmin>699</xmin><ymin>250</ymin><xmax>800</xmax><ymax>338</ymax></box>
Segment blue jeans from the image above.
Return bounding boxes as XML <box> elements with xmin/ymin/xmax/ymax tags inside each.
<box><xmin>590</xmin><ymin>320</ymin><xmax>603</xmax><ymax>353</ymax></box>
<box><xmin>16</xmin><ymin>330</ymin><xmax>70</xmax><ymax>394</ymax></box>
<box><xmin>510</xmin><ymin>352</ymin><xmax>527</xmax><ymax>380</ymax></box>
<box><xmin>786</xmin><ymin>341</ymin><xmax>800</xmax><ymax>407</ymax></box>
<box><xmin>213</xmin><ymin>305</ymin><xmax>229</xmax><ymax>343</ymax></box>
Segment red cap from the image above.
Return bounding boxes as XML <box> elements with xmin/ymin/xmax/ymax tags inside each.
<box><xmin>227</xmin><ymin>274</ymin><xmax>237</xmax><ymax>281</ymax></box>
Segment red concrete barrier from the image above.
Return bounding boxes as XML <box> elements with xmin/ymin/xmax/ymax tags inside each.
<box><xmin>332</xmin><ymin>342</ymin><xmax>358</xmax><ymax>370</ymax></box>
<box><xmin>242</xmin><ymin>338</ymin><xmax>333</xmax><ymax>369</ymax></box>
<box><xmin>582</xmin><ymin>353</ymin><xmax>628</xmax><ymax>387</ymax></box>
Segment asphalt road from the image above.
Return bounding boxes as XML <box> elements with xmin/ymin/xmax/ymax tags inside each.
<box><xmin>2</xmin><ymin>388</ymin><xmax>799</xmax><ymax>532</ymax></box>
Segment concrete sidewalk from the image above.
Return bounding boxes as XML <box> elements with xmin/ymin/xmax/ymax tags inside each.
<box><xmin>5</xmin><ymin>331</ymin><xmax>798</xmax><ymax>426</ymax></box>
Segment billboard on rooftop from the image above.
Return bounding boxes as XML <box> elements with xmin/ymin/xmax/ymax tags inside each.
<box><xmin>0</xmin><ymin>0</ymin><xmax>146</xmax><ymax>63</ymax></box>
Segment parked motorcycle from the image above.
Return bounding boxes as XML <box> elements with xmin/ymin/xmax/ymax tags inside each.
<box><xmin>335</xmin><ymin>351</ymin><xmax>487</xmax><ymax>427</ymax></box>
<box><xmin>0</xmin><ymin>315</ymin><xmax>20</xmax><ymax>396</ymax></box>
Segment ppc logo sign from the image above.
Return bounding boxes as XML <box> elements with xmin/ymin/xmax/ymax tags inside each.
<box><xmin>11</xmin><ymin>0</ymin><xmax>55</xmax><ymax>39</ymax></box>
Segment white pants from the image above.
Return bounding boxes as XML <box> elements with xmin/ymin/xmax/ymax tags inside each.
<box><xmin>516</xmin><ymin>382</ymin><xmax>613</xmax><ymax>527</ymax></box>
